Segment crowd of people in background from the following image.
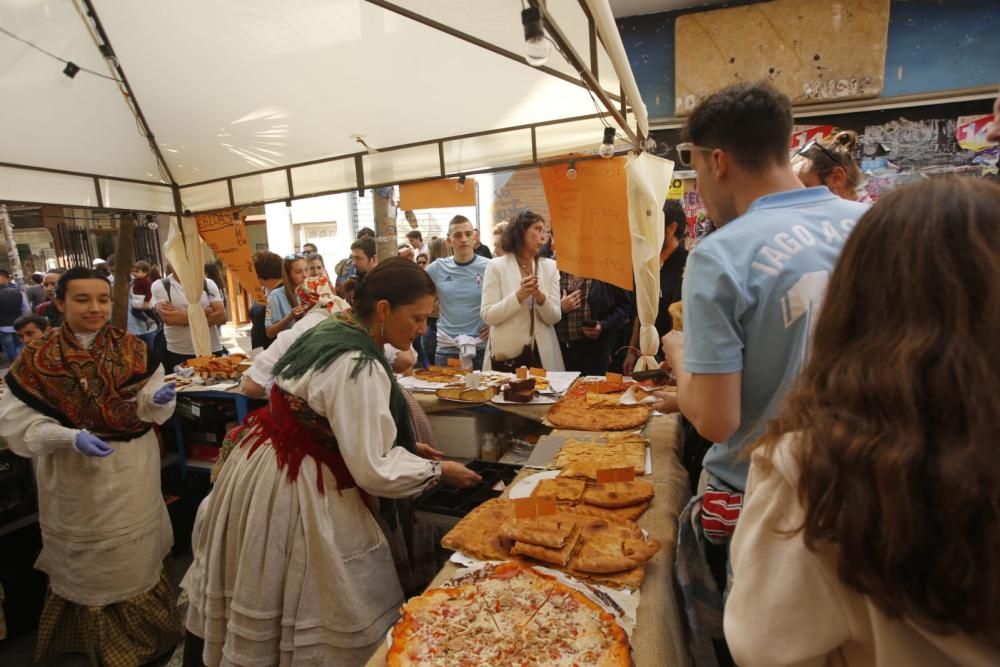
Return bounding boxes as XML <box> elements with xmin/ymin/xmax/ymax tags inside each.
<box><xmin>235</xmin><ymin>81</ymin><xmax>1000</xmax><ymax>667</ymax></box>
<box><xmin>0</xmin><ymin>80</ymin><xmax>996</xmax><ymax>667</ymax></box>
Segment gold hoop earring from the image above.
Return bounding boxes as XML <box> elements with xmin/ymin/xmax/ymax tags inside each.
<box><xmin>380</xmin><ymin>321</ymin><xmax>385</xmax><ymax>339</ymax></box>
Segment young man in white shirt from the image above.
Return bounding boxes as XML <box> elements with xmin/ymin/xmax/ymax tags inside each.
<box><xmin>151</xmin><ymin>271</ymin><xmax>227</xmax><ymax>372</ymax></box>
<box><xmin>406</xmin><ymin>230</ymin><xmax>429</xmax><ymax>261</ymax></box>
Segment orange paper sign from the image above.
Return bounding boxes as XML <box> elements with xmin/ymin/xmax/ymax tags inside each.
<box><xmin>196</xmin><ymin>209</ymin><xmax>263</xmax><ymax>302</ymax></box>
<box><xmin>540</xmin><ymin>158</ymin><xmax>633</xmax><ymax>291</ymax></box>
<box><xmin>399</xmin><ymin>178</ymin><xmax>477</xmax><ymax>210</ymax></box>
<box><xmin>596</xmin><ymin>467</ymin><xmax>636</xmax><ymax>483</ymax></box>
<box><xmin>514</xmin><ymin>497</ymin><xmax>558</xmax><ymax>519</ymax></box>
<box><xmin>529</xmin><ymin>367</ymin><xmax>547</xmax><ymax>378</ymax></box>
<box><xmin>605</xmin><ymin>371</ymin><xmax>624</xmax><ymax>384</ymax></box>
<box><xmin>446</xmin><ymin>357</ymin><xmax>463</xmax><ymax>368</ymax></box>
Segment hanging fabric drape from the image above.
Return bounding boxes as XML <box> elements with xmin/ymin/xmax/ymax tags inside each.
<box><xmin>163</xmin><ymin>215</ymin><xmax>211</xmax><ymax>358</ymax></box>
<box><xmin>626</xmin><ymin>153</ymin><xmax>674</xmax><ymax>372</ymax></box>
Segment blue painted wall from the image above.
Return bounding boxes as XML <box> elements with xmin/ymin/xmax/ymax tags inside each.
<box><xmin>884</xmin><ymin>0</ymin><xmax>1000</xmax><ymax>96</ymax></box>
<box><xmin>618</xmin><ymin>0</ymin><xmax>1000</xmax><ymax>119</ymax></box>
<box><xmin>617</xmin><ymin>12</ymin><xmax>676</xmax><ymax>121</ymax></box>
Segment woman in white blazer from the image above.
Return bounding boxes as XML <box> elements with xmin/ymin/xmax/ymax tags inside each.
<box><xmin>481</xmin><ymin>210</ymin><xmax>565</xmax><ymax>371</ymax></box>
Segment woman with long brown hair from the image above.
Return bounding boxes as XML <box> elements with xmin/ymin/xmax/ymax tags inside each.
<box><xmin>725</xmin><ymin>177</ymin><xmax>1000</xmax><ymax>666</ymax></box>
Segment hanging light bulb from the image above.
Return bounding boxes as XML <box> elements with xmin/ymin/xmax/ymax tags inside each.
<box><xmin>455</xmin><ymin>175</ymin><xmax>466</xmax><ymax>192</ymax></box>
<box><xmin>521</xmin><ymin>7</ymin><xmax>550</xmax><ymax>67</ymax></box>
<box><xmin>566</xmin><ymin>160</ymin><xmax>577</xmax><ymax>180</ymax></box>
<box><xmin>598</xmin><ymin>127</ymin><xmax>616</xmax><ymax>159</ymax></box>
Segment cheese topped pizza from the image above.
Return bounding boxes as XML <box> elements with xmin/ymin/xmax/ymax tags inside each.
<box><xmin>387</xmin><ymin>562</ymin><xmax>630</xmax><ymax>666</ymax></box>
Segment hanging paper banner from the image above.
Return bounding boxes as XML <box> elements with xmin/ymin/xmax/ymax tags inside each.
<box><xmin>540</xmin><ymin>157</ymin><xmax>633</xmax><ymax>291</ymax></box>
<box><xmin>196</xmin><ymin>209</ymin><xmax>264</xmax><ymax>302</ymax></box>
<box><xmin>398</xmin><ymin>178</ymin><xmax>477</xmax><ymax>209</ymax></box>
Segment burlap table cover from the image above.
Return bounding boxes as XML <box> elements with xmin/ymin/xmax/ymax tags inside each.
<box><xmin>366</xmin><ymin>413</ymin><xmax>691</xmax><ymax>666</ymax></box>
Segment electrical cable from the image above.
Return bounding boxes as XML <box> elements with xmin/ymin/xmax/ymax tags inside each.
<box><xmin>0</xmin><ymin>26</ymin><xmax>118</xmax><ymax>81</ymax></box>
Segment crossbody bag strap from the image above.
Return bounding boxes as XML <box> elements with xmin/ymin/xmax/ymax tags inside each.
<box><xmin>528</xmin><ymin>257</ymin><xmax>538</xmax><ymax>344</ymax></box>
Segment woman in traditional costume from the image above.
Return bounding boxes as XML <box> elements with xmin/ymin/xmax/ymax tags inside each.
<box><xmin>181</xmin><ymin>257</ymin><xmax>481</xmax><ymax>667</ymax></box>
<box><xmin>0</xmin><ymin>267</ymin><xmax>180</xmax><ymax>666</ymax></box>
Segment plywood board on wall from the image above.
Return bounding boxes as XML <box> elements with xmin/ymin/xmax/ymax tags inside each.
<box><xmin>675</xmin><ymin>0</ymin><xmax>891</xmax><ymax>115</ymax></box>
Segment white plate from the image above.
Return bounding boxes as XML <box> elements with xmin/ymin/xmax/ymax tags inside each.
<box><xmin>507</xmin><ymin>469</ymin><xmax>561</xmax><ymax>499</ymax></box>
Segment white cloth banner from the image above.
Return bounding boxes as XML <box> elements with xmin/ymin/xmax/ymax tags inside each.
<box><xmin>626</xmin><ymin>153</ymin><xmax>674</xmax><ymax>372</ymax></box>
<box><xmin>164</xmin><ymin>215</ymin><xmax>211</xmax><ymax>358</ymax></box>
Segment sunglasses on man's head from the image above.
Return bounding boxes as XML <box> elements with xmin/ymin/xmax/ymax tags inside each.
<box><xmin>675</xmin><ymin>142</ymin><xmax>715</xmax><ymax>168</ymax></box>
<box><xmin>285</xmin><ymin>253</ymin><xmax>302</xmax><ymax>261</ymax></box>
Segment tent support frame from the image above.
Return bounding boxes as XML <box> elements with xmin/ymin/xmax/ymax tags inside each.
<box><xmin>78</xmin><ymin>0</ymin><xmax>178</xmax><ymax>189</ymax></box>
<box><xmin>361</xmin><ymin>0</ymin><xmax>619</xmax><ymax>103</ymax></box>
<box><xmin>531</xmin><ymin>1</ymin><xmax>640</xmax><ymax>146</ymax></box>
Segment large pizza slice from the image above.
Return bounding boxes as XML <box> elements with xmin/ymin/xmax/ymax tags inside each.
<box><xmin>387</xmin><ymin>562</ymin><xmax>631</xmax><ymax>666</ymax></box>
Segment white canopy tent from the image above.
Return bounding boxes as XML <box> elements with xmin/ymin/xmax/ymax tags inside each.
<box><xmin>1</xmin><ymin>0</ymin><xmax>651</xmax><ymax>214</ymax></box>
<box><xmin>1</xmin><ymin>0</ymin><xmax>670</xmax><ymax>366</ymax></box>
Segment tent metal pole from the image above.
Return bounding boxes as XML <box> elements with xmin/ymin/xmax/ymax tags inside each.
<box><xmin>77</xmin><ymin>0</ymin><xmax>178</xmax><ymax>188</ymax></box>
<box><xmin>0</xmin><ymin>161</ymin><xmax>169</xmax><ymax>188</ymax></box>
<box><xmin>361</xmin><ymin>0</ymin><xmax>618</xmax><ymax>101</ymax></box>
<box><xmin>531</xmin><ymin>1</ymin><xmax>640</xmax><ymax>146</ymax></box>
<box><xmin>93</xmin><ymin>177</ymin><xmax>103</xmax><ymax>209</ymax></box>
<box><xmin>172</xmin><ymin>185</ymin><xmax>189</xmax><ymax>249</ymax></box>
<box><xmin>176</xmin><ymin>111</ymin><xmax>613</xmax><ymax>190</ymax></box>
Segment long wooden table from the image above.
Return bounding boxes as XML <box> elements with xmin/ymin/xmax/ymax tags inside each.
<box><xmin>365</xmin><ymin>411</ymin><xmax>692</xmax><ymax>666</ymax></box>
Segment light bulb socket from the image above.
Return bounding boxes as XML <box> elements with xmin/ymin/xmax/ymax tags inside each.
<box><xmin>568</xmin><ymin>160</ymin><xmax>576</xmax><ymax>170</ymax></box>
<box><xmin>458</xmin><ymin>175</ymin><xmax>467</xmax><ymax>185</ymax></box>
<box><xmin>232</xmin><ymin>211</ymin><xmax>240</xmax><ymax>221</ymax></box>
<box><xmin>602</xmin><ymin>127</ymin><xmax>616</xmax><ymax>146</ymax></box>
<box><xmin>62</xmin><ymin>61</ymin><xmax>80</xmax><ymax>79</ymax></box>
<box><xmin>522</xmin><ymin>7</ymin><xmax>544</xmax><ymax>41</ymax></box>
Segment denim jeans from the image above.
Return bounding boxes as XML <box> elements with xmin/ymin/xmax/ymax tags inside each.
<box><xmin>0</xmin><ymin>330</ymin><xmax>22</xmax><ymax>363</ymax></box>
<box><xmin>421</xmin><ymin>318</ymin><xmax>438</xmax><ymax>369</ymax></box>
<box><xmin>435</xmin><ymin>349</ymin><xmax>485</xmax><ymax>371</ymax></box>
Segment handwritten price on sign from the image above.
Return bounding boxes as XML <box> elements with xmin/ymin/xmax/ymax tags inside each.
<box><xmin>595</xmin><ymin>467</ymin><xmax>636</xmax><ymax>483</ymax></box>
<box><xmin>514</xmin><ymin>497</ymin><xmax>558</xmax><ymax>519</ymax></box>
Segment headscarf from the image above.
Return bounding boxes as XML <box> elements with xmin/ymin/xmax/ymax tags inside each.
<box><xmin>6</xmin><ymin>325</ymin><xmax>155</xmax><ymax>439</ymax></box>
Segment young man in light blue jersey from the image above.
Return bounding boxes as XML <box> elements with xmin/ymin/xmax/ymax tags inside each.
<box><xmin>425</xmin><ymin>215</ymin><xmax>490</xmax><ymax>369</ymax></box>
<box><xmin>663</xmin><ymin>81</ymin><xmax>869</xmax><ymax>493</ymax></box>
<box><xmin>664</xmin><ymin>83</ymin><xmax>869</xmax><ymax>658</ymax></box>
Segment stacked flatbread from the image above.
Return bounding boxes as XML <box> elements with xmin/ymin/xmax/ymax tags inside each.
<box><xmin>442</xmin><ymin>497</ymin><xmax>660</xmax><ymax>590</ymax></box>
